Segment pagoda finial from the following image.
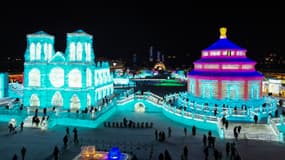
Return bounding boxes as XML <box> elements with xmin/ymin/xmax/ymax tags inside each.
<box><xmin>219</xmin><ymin>27</ymin><xmax>227</xmax><ymax>39</ymax></box>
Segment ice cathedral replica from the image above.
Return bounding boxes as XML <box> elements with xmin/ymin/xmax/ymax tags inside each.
<box><xmin>187</xmin><ymin>27</ymin><xmax>275</xmax><ymax>120</ymax></box>
<box><xmin>23</xmin><ymin>30</ymin><xmax>113</xmax><ymax>111</ymax></box>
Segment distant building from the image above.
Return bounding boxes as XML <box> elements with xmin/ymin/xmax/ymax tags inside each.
<box><xmin>149</xmin><ymin>46</ymin><xmax>153</xmax><ymax>62</ymax></box>
<box><xmin>23</xmin><ymin>30</ymin><xmax>113</xmax><ymax>110</ymax></box>
<box><xmin>263</xmin><ymin>79</ymin><xmax>285</xmax><ymax>97</ymax></box>
<box><xmin>157</xmin><ymin>50</ymin><xmax>161</xmax><ymax>62</ymax></box>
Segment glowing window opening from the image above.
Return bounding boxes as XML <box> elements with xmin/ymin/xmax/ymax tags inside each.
<box><xmin>202</xmin><ymin>51</ymin><xmax>208</xmax><ymax>56</ymax></box>
<box><xmin>76</xmin><ymin>42</ymin><xmax>82</xmax><ymax>61</ymax></box>
<box><xmin>241</xmin><ymin>65</ymin><xmax>252</xmax><ymax>69</ymax></box>
<box><xmin>70</xmin><ymin>42</ymin><xmax>75</xmax><ymax>61</ymax></box>
<box><xmin>30</xmin><ymin>43</ymin><xmax>36</xmax><ymax>61</ymax></box>
<box><xmin>70</xmin><ymin>94</ymin><xmax>80</xmax><ymax>111</ymax></box>
<box><xmin>30</xmin><ymin>94</ymin><xmax>40</xmax><ymax>107</ymax></box>
<box><xmin>48</xmin><ymin>44</ymin><xmax>52</xmax><ymax>60</ymax></box>
<box><xmin>52</xmin><ymin>92</ymin><xmax>63</xmax><ymax>107</ymax></box>
<box><xmin>222</xmin><ymin>64</ymin><xmax>239</xmax><ymax>70</ymax></box>
<box><xmin>68</xmin><ymin>69</ymin><xmax>82</xmax><ymax>88</ymax></box>
<box><xmin>44</xmin><ymin>43</ymin><xmax>48</xmax><ymax>60</ymax></box>
<box><xmin>204</xmin><ymin>64</ymin><xmax>219</xmax><ymax>69</ymax></box>
<box><xmin>28</xmin><ymin>68</ymin><xmax>40</xmax><ymax>87</ymax></box>
<box><xmin>195</xmin><ymin>64</ymin><xmax>202</xmax><ymax>69</ymax></box>
<box><xmin>36</xmin><ymin>42</ymin><xmax>41</xmax><ymax>60</ymax></box>
<box><xmin>49</xmin><ymin>67</ymin><xmax>64</xmax><ymax>88</ymax></box>
<box><xmin>86</xmin><ymin>68</ymin><xmax>92</xmax><ymax>87</ymax></box>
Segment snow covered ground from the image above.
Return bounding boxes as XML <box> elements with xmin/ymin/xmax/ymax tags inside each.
<box><xmin>1</xmin><ymin>108</ymin><xmax>285</xmax><ymax>160</ymax></box>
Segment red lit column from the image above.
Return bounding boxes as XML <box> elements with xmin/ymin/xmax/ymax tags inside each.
<box><xmin>196</xmin><ymin>79</ymin><xmax>200</xmax><ymax>97</ymax></box>
<box><xmin>218</xmin><ymin>80</ymin><xmax>222</xmax><ymax>99</ymax></box>
<box><xmin>244</xmin><ymin>80</ymin><xmax>248</xmax><ymax>100</ymax></box>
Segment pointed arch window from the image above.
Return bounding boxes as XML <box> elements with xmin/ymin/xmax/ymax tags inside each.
<box><xmin>87</xmin><ymin>94</ymin><xmax>91</xmax><ymax>107</ymax></box>
<box><xmin>30</xmin><ymin>94</ymin><xmax>40</xmax><ymax>107</ymax></box>
<box><xmin>70</xmin><ymin>42</ymin><xmax>76</xmax><ymax>61</ymax></box>
<box><xmin>76</xmin><ymin>42</ymin><xmax>82</xmax><ymax>61</ymax></box>
<box><xmin>85</xmin><ymin>43</ymin><xmax>91</xmax><ymax>61</ymax></box>
<box><xmin>30</xmin><ymin>43</ymin><xmax>36</xmax><ymax>61</ymax></box>
<box><xmin>44</xmin><ymin>43</ymin><xmax>48</xmax><ymax>60</ymax></box>
<box><xmin>86</xmin><ymin>68</ymin><xmax>92</xmax><ymax>87</ymax></box>
<box><xmin>48</xmin><ymin>44</ymin><xmax>53</xmax><ymax>60</ymax></box>
<box><xmin>68</xmin><ymin>69</ymin><xmax>82</xmax><ymax>88</ymax></box>
<box><xmin>70</xmin><ymin>94</ymin><xmax>80</xmax><ymax>111</ymax></box>
<box><xmin>36</xmin><ymin>42</ymin><xmax>41</xmax><ymax>60</ymax></box>
<box><xmin>52</xmin><ymin>92</ymin><xmax>63</xmax><ymax>107</ymax></box>
<box><xmin>28</xmin><ymin>68</ymin><xmax>40</xmax><ymax>87</ymax></box>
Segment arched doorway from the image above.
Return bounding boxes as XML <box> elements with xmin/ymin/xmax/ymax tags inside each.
<box><xmin>52</xmin><ymin>92</ymin><xmax>63</xmax><ymax>107</ymax></box>
<box><xmin>134</xmin><ymin>102</ymin><xmax>146</xmax><ymax>112</ymax></box>
<box><xmin>70</xmin><ymin>94</ymin><xmax>80</xmax><ymax>111</ymax></box>
<box><xmin>30</xmin><ymin>94</ymin><xmax>40</xmax><ymax>107</ymax></box>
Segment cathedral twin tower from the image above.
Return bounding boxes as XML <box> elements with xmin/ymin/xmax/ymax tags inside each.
<box><xmin>23</xmin><ymin>30</ymin><xmax>113</xmax><ymax>110</ymax></box>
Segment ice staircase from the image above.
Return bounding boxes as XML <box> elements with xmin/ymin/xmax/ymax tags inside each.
<box><xmin>23</xmin><ymin>116</ymin><xmax>47</xmax><ymax>129</ymax></box>
<box><xmin>223</xmin><ymin>123</ymin><xmax>278</xmax><ymax>141</ymax></box>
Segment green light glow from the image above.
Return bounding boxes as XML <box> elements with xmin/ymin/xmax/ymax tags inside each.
<box><xmin>153</xmin><ymin>83</ymin><xmax>185</xmax><ymax>86</ymax></box>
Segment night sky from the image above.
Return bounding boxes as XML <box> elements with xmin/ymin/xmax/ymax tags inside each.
<box><xmin>1</xmin><ymin>2</ymin><xmax>284</xmax><ymax>65</ymax></box>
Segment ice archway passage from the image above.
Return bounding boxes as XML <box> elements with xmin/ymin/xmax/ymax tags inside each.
<box><xmin>134</xmin><ymin>102</ymin><xmax>146</xmax><ymax>112</ymax></box>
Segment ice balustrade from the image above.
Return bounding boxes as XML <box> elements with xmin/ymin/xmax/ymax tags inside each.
<box><xmin>171</xmin><ymin>92</ymin><xmax>276</xmax><ymax>118</ymax></box>
<box><xmin>2</xmin><ymin>89</ymin><xmax>278</xmax><ymax>138</ymax></box>
<box><xmin>270</xmin><ymin>117</ymin><xmax>280</xmax><ymax>136</ymax></box>
<box><xmin>270</xmin><ymin>116</ymin><xmax>285</xmax><ymax>142</ymax></box>
<box><xmin>116</xmin><ymin>90</ymin><xmax>163</xmax><ymax>106</ymax></box>
<box><xmin>116</xmin><ymin>94</ymin><xmax>134</xmax><ymax>105</ymax></box>
<box><xmin>243</xmin><ymin>133</ymin><xmax>278</xmax><ymax>142</ymax></box>
<box><xmin>162</xmin><ymin>102</ymin><xmax>218</xmax><ymax>123</ymax></box>
<box><xmin>163</xmin><ymin>92</ymin><xmax>276</xmax><ymax>125</ymax></box>
<box><xmin>0</xmin><ymin>97</ymin><xmax>116</xmax><ymax>127</ymax></box>
<box><xmin>52</xmin><ymin>100</ymin><xmax>115</xmax><ymax>120</ymax></box>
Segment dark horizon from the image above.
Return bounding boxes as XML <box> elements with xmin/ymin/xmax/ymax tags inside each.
<box><xmin>1</xmin><ymin>2</ymin><xmax>284</xmax><ymax>65</ymax></box>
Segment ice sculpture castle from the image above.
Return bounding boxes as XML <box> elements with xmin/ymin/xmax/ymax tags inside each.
<box><xmin>23</xmin><ymin>30</ymin><xmax>113</xmax><ymax>110</ymax></box>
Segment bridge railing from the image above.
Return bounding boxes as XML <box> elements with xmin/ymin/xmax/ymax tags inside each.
<box><xmin>270</xmin><ymin>118</ymin><xmax>280</xmax><ymax>135</ymax></box>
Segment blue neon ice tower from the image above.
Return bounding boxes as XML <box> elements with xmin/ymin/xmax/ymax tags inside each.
<box><xmin>23</xmin><ymin>30</ymin><xmax>113</xmax><ymax>110</ymax></box>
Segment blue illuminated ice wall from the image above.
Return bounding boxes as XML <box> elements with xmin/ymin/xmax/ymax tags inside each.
<box><xmin>0</xmin><ymin>72</ymin><xmax>8</xmax><ymax>98</ymax></box>
<box><xmin>23</xmin><ymin>30</ymin><xmax>113</xmax><ymax>110</ymax></box>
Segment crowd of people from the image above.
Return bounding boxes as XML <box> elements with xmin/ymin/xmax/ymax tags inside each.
<box><xmin>153</xmin><ymin>125</ymin><xmax>245</xmax><ymax>160</ymax></box>
<box><xmin>104</xmin><ymin>117</ymin><xmax>154</xmax><ymax>128</ymax></box>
